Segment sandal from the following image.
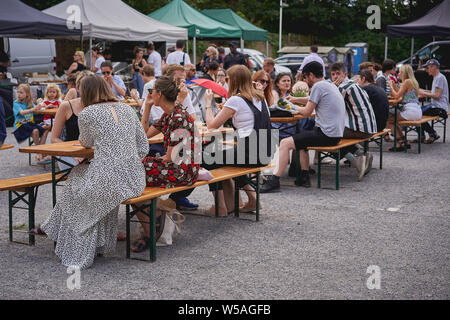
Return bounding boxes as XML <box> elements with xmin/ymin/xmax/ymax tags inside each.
<box><xmin>389</xmin><ymin>145</ymin><xmax>406</xmax><ymax>152</ymax></box>
<box><xmin>29</xmin><ymin>227</ymin><xmax>47</xmax><ymax>236</ymax></box>
<box><xmin>131</xmin><ymin>237</ymin><xmax>150</xmax><ymax>253</ymax></box>
<box><xmin>424</xmin><ymin>135</ymin><xmax>440</xmax><ymax>144</ymax></box>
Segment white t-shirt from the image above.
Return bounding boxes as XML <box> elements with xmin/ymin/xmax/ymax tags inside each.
<box><xmin>147</xmin><ymin>51</ymin><xmax>162</xmax><ymax>77</ymax></box>
<box><xmin>224</xmin><ymin>96</ymin><xmax>268</xmax><ymax>138</ymax></box>
<box><xmin>431</xmin><ymin>72</ymin><xmax>449</xmax><ymax>112</ymax></box>
<box><xmin>166</xmin><ymin>50</ymin><xmax>191</xmax><ymax>66</ymax></box>
<box><xmin>140</xmin><ymin>91</ymin><xmax>195</xmax><ymax>123</ymax></box>
<box><xmin>94</xmin><ymin>56</ymin><xmax>105</xmax><ymax>74</ymax></box>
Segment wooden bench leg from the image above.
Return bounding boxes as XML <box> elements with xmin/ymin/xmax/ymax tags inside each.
<box><xmin>335</xmin><ymin>150</ymin><xmax>340</xmax><ymax>190</ymax></box>
<box><xmin>380</xmin><ymin>136</ymin><xmax>383</xmax><ymax>170</ymax></box>
<box><xmin>8</xmin><ymin>187</ymin><xmax>37</xmax><ymax>246</ymax></box>
<box><xmin>126</xmin><ymin>200</ymin><xmax>157</xmax><ymax>262</ymax></box>
<box><xmin>317</xmin><ymin>152</ymin><xmax>322</xmax><ymax>189</ymax></box>
<box><xmin>295</xmin><ymin>150</ymin><xmax>301</xmax><ymax>187</ymax></box>
<box><xmin>444</xmin><ymin>118</ymin><xmax>447</xmax><ymax>143</ymax></box>
<box><xmin>234</xmin><ymin>179</ymin><xmax>240</xmax><ymax>218</ymax></box>
<box><xmin>255</xmin><ymin>172</ymin><xmax>260</xmax><ymax>222</ymax></box>
<box><xmin>418</xmin><ymin>126</ymin><xmax>422</xmax><ymax>154</ymax></box>
<box><xmin>404</xmin><ymin>127</ymin><xmax>408</xmax><ymax>153</ymax></box>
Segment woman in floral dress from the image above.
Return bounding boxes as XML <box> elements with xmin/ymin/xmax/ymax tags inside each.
<box><xmin>133</xmin><ymin>76</ymin><xmax>200</xmax><ymax>252</ymax></box>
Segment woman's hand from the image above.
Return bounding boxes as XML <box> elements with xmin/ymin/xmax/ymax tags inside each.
<box><xmin>177</xmin><ymin>81</ymin><xmax>188</xmax><ymax>103</ymax></box>
<box><xmin>130</xmin><ymin>90</ymin><xmax>140</xmax><ymax>101</ymax></box>
<box><xmin>252</xmin><ymin>81</ymin><xmax>263</xmax><ymax>91</ymax></box>
<box><xmin>204</xmin><ymin>89</ymin><xmax>214</xmax><ymax>104</ymax></box>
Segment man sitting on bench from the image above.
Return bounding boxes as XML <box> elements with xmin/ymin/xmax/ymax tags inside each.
<box><xmin>419</xmin><ymin>59</ymin><xmax>449</xmax><ymax>144</ymax></box>
<box><xmin>261</xmin><ymin>61</ymin><xmax>345</xmax><ymax>192</ymax></box>
<box><xmin>330</xmin><ymin>62</ymin><xmax>378</xmax><ymax>180</ymax></box>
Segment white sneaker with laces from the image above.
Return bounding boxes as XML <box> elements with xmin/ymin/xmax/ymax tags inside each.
<box><xmin>352</xmin><ymin>155</ymin><xmax>367</xmax><ymax>181</ymax></box>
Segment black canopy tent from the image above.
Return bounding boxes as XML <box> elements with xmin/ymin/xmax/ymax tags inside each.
<box><xmin>0</xmin><ymin>0</ymin><xmax>82</xmax><ymax>38</ymax></box>
<box><xmin>0</xmin><ymin>0</ymin><xmax>81</xmax><ymax>126</ymax></box>
<box><xmin>385</xmin><ymin>0</ymin><xmax>450</xmax><ymax>59</ymax></box>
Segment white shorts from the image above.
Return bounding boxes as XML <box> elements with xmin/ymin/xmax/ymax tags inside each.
<box><xmin>400</xmin><ymin>103</ymin><xmax>422</xmax><ymax>121</ymax></box>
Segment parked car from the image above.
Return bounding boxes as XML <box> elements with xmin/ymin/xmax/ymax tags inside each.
<box><xmin>275</xmin><ymin>53</ymin><xmax>332</xmax><ymax>79</ymax></box>
<box><xmin>396</xmin><ymin>41</ymin><xmax>450</xmax><ymax>91</ymax></box>
<box><xmin>223</xmin><ymin>48</ymin><xmax>291</xmax><ymax>75</ymax></box>
<box><xmin>275</xmin><ymin>54</ymin><xmax>308</xmax><ymax>75</ymax></box>
<box><xmin>1</xmin><ymin>37</ymin><xmax>56</xmax><ymax>77</ymax></box>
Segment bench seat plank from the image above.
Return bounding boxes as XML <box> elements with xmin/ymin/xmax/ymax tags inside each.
<box><xmin>0</xmin><ymin>144</ymin><xmax>14</xmax><ymax>151</ymax></box>
<box><xmin>398</xmin><ymin>116</ymin><xmax>440</xmax><ymax>126</ymax></box>
<box><xmin>307</xmin><ymin>129</ymin><xmax>390</xmax><ymax>153</ymax></box>
<box><xmin>123</xmin><ymin>166</ymin><xmax>268</xmax><ymax>205</ymax></box>
<box><xmin>0</xmin><ymin>173</ymin><xmax>66</xmax><ymax>192</ymax></box>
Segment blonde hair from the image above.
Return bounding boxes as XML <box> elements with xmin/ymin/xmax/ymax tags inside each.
<box><xmin>76</xmin><ymin>70</ymin><xmax>95</xmax><ymax>89</ymax></box>
<box><xmin>44</xmin><ymin>84</ymin><xmax>62</xmax><ymax>101</ymax></box>
<box><xmin>17</xmin><ymin>84</ymin><xmax>33</xmax><ymax>108</ymax></box>
<box><xmin>75</xmin><ymin>51</ymin><xmax>86</xmax><ymax>66</ymax></box>
<box><xmin>207</xmin><ymin>46</ymin><xmax>218</xmax><ymax>59</ymax></box>
<box><xmin>227</xmin><ymin>65</ymin><xmax>264</xmax><ymax>102</ymax></box>
<box><xmin>399</xmin><ymin>64</ymin><xmax>419</xmax><ymax>92</ymax></box>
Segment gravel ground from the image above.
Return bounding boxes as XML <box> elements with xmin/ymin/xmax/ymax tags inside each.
<box><xmin>0</xmin><ymin>126</ymin><xmax>449</xmax><ymax>300</ymax></box>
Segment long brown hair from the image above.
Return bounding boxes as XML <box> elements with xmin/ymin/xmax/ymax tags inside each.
<box><xmin>252</xmin><ymin>70</ymin><xmax>274</xmax><ymax>105</ymax></box>
<box><xmin>227</xmin><ymin>65</ymin><xmax>264</xmax><ymax>102</ymax></box>
<box><xmin>274</xmin><ymin>72</ymin><xmax>294</xmax><ymax>96</ymax></box>
<box><xmin>80</xmin><ymin>75</ymin><xmax>118</xmax><ymax>108</ymax></box>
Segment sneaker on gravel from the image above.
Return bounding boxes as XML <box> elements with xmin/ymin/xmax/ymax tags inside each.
<box><xmin>351</xmin><ymin>155</ymin><xmax>367</xmax><ymax>181</ymax></box>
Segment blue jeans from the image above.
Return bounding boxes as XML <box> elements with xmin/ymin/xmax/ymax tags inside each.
<box><xmin>132</xmin><ymin>73</ymin><xmax>145</xmax><ymax>98</ymax></box>
<box><xmin>0</xmin><ymin>97</ymin><xmax>7</xmax><ymax>146</ymax></box>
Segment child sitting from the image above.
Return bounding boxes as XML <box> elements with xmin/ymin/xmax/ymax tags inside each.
<box><xmin>37</xmin><ymin>84</ymin><xmax>62</xmax><ymax>128</ymax></box>
<box><xmin>13</xmin><ymin>84</ymin><xmax>49</xmax><ymax>164</ymax></box>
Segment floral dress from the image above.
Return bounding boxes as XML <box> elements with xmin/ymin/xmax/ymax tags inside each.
<box><xmin>143</xmin><ymin>103</ymin><xmax>200</xmax><ymax>188</ymax></box>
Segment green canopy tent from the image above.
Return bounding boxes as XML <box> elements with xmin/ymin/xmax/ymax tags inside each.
<box><xmin>148</xmin><ymin>0</ymin><xmax>242</xmax><ymax>64</ymax></box>
<box><xmin>202</xmin><ymin>9</ymin><xmax>269</xmax><ymax>55</ymax></box>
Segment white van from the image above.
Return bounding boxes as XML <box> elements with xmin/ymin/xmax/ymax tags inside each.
<box><xmin>1</xmin><ymin>37</ymin><xmax>56</xmax><ymax>77</ymax></box>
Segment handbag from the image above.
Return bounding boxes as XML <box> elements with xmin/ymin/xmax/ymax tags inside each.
<box><xmin>156</xmin><ymin>199</ymin><xmax>186</xmax><ymax>246</ymax></box>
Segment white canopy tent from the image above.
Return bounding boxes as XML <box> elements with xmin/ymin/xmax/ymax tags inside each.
<box><xmin>44</xmin><ymin>0</ymin><xmax>187</xmax><ymax>64</ymax></box>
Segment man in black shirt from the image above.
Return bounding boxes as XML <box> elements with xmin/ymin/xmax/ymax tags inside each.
<box><xmin>223</xmin><ymin>41</ymin><xmax>246</xmax><ymax>70</ymax></box>
<box><xmin>357</xmin><ymin>69</ymin><xmax>389</xmax><ymax>132</ymax></box>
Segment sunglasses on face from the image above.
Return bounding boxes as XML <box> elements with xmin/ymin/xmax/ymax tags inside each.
<box><xmin>103</xmin><ymin>71</ymin><xmax>111</xmax><ymax>75</ymax></box>
<box><xmin>217</xmin><ymin>74</ymin><xmax>226</xmax><ymax>77</ymax></box>
<box><xmin>258</xmin><ymin>79</ymin><xmax>269</xmax><ymax>85</ymax></box>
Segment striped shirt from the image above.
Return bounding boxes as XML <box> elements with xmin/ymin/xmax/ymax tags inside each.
<box><xmin>338</xmin><ymin>79</ymin><xmax>377</xmax><ymax>134</ymax></box>
<box><xmin>376</xmin><ymin>74</ymin><xmax>391</xmax><ymax>97</ymax></box>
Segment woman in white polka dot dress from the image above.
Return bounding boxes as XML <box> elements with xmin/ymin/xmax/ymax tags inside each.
<box><xmin>40</xmin><ymin>75</ymin><xmax>149</xmax><ymax>269</ymax></box>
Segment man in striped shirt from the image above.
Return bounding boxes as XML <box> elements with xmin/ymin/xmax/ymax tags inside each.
<box><xmin>331</xmin><ymin>62</ymin><xmax>378</xmax><ymax>180</ymax></box>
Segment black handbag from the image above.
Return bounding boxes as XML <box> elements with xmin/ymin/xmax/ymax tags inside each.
<box><xmin>269</xmin><ymin>109</ymin><xmax>293</xmax><ymax>118</ymax></box>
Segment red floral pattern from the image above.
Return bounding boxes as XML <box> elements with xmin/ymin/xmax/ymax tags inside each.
<box><xmin>143</xmin><ymin>103</ymin><xmax>201</xmax><ymax>188</ymax></box>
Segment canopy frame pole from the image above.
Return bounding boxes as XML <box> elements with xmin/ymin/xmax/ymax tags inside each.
<box><xmin>266</xmin><ymin>41</ymin><xmax>269</xmax><ymax>57</ymax></box>
<box><xmin>411</xmin><ymin>37</ymin><xmax>415</xmax><ymax>64</ymax></box>
<box><xmin>384</xmin><ymin>36</ymin><xmax>388</xmax><ymax>60</ymax></box>
<box><xmin>279</xmin><ymin>0</ymin><xmax>283</xmax><ymax>51</ymax></box>
<box><xmin>240</xmin><ymin>38</ymin><xmax>244</xmax><ymax>53</ymax></box>
<box><xmin>80</xmin><ymin>35</ymin><xmax>83</xmax><ymax>51</ymax></box>
<box><xmin>89</xmin><ymin>37</ymin><xmax>92</xmax><ymax>69</ymax></box>
<box><xmin>186</xmin><ymin>40</ymin><xmax>189</xmax><ymax>60</ymax></box>
<box><xmin>193</xmin><ymin>37</ymin><xmax>196</xmax><ymax>66</ymax></box>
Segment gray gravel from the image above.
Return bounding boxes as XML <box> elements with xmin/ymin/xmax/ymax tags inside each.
<box><xmin>0</xmin><ymin>126</ymin><xmax>449</xmax><ymax>300</ymax></box>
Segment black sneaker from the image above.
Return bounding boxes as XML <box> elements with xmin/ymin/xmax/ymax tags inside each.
<box><xmin>298</xmin><ymin>171</ymin><xmax>311</xmax><ymax>188</ymax></box>
<box><xmin>260</xmin><ymin>175</ymin><xmax>280</xmax><ymax>193</ymax></box>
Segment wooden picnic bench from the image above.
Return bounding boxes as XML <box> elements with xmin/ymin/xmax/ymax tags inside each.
<box><xmin>0</xmin><ymin>173</ymin><xmax>66</xmax><ymax>245</ymax></box>
<box><xmin>123</xmin><ymin>165</ymin><xmax>269</xmax><ymax>262</ymax></box>
<box><xmin>307</xmin><ymin>129</ymin><xmax>391</xmax><ymax>190</ymax></box>
<box><xmin>0</xmin><ymin>165</ymin><xmax>268</xmax><ymax>263</ymax></box>
<box><xmin>398</xmin><ymin>115</ymin><xmax>441</xmax><ymax>154</ymax></box>
<box><xmin>0</xmin><ymin>144</ymin><xmax>14</xmax><ymax>151</ymax></box>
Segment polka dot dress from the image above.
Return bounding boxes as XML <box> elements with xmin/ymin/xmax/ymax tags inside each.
<box><xmin>41</xmin><ymin>102</ymin><xmax>149</xmax><ymax>269</ymax></box>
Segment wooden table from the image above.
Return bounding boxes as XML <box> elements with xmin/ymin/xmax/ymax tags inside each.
<box><xmin>34</xmin><ymin>108</ymin><xmax>58</xmax><ymax>127</ymax></box>
<box><xmin>19</xmin><ymin>126</ymin><xmax>234</xmax><ymax>206</ymax></box>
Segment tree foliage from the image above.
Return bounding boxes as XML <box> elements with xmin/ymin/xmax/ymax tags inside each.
<box><xmin>22</xmin><ymin>0</ymin><xmax>445</xmax><ymax>62</ymax></box>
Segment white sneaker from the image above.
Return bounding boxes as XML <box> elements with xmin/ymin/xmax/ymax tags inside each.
<box><xmin>364</xmin><ymin>153</ymin><xmax>373</xmax><ymax>176</ymax></box>
<box><xmin>352</xmin><ymin>155</ymin><xmax>367</xmax><ymax>181</ymax></box>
